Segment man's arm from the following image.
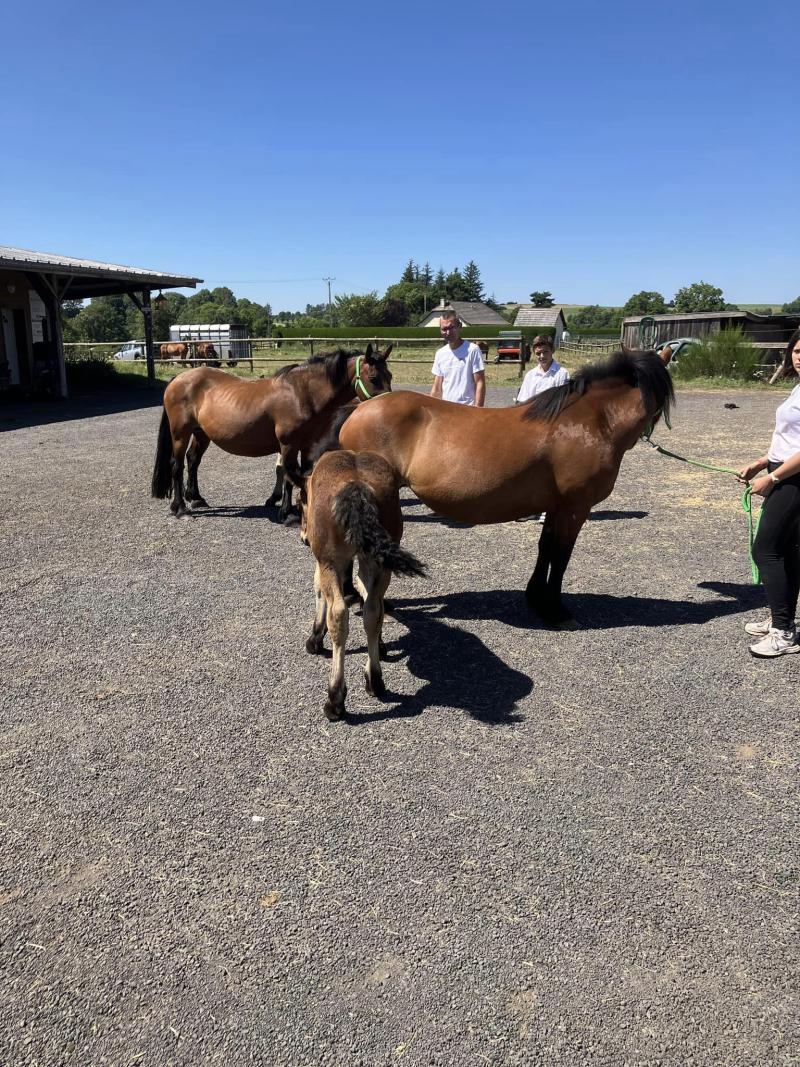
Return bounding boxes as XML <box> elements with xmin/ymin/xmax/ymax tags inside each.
<box><xmin>473</xmin><ymin>370</ymin><xmax>486</xmax><ymax>407</ymax></box>
<box><xmin>431</xmin><ymin>375</ymin><xmax>444</xmax><ymax>399</ymax></box>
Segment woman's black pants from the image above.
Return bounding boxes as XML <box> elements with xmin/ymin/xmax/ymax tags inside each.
<box><xmin>752</xmin><ymin>465</ymin><xmax>800</xmax><ymax>630</ymax></box>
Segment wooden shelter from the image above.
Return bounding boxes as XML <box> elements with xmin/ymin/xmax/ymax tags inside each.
<box><xmin>513</xmin><ymin>307</ymin><xmax>568</xmax><ymax>346</ymax></box>
<box><xmin>621</xmin><ymin>310</ymin><xmax>800</xmax><ymax>355</ymax></box>
<box><xmin>0</xmin><ymin>246</ymin><xmax>201</xmax><ymax>398</ymax></box>
<box><xmin>418</xmin><ymin>299</ymin><xmax>509</xmax><ymax>328</ymax></box>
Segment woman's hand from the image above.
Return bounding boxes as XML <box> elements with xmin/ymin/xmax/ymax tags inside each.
<box><xmin>737</xmin><ymin>460</ymin><xmax>765</xmax><ymax>483</ymax></box>
<box><xmin>750</xmin><ymin>474</ymin><xmax>774</xmax><ymax>498</ymax></box>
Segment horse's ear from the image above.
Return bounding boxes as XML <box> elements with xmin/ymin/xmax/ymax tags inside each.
<box><xmin>365</xmin><ymin>343</ymin><xmax>374</xmax><ymax>361</ymax></box>
<box><xmin>381</xmin><ymin>343</ymin><xmax>393</xmax><ymax>361</ymax></box>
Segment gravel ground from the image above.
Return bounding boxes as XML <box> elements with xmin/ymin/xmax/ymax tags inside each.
<box><xmin>1</xmin><ymin>385</ymin><xmax>798</xmax><ymax>1066</ymax></box>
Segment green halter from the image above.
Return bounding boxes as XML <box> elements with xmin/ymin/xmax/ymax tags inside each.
<box><xmin>354</xmin><ymin>355</ymin><xmax>378</xmax><ymax>401</ymax></box>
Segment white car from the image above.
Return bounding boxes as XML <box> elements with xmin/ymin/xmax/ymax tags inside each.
<box><xmin>113</xmin><ymin>341</ymin><xmax>145</xmax><ymax>361</ymax></box>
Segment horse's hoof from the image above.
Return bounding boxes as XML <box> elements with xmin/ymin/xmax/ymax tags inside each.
<box><xmin>323</xmin><ymin>699</ymin><xmax>345</xmax><ymax>722</ymax></box>
<box><xmin>306</xmin><ymin>635</ymin><xmax>323</xmax><ymax>655</ymax></box>
<box><xmin>364</xmin><ymin>670</ymin><xmax>385</xmax><ymax>699</ymax></box>
<box><xmin>282</xmin><ymin>514</ymin><xmax>300</xmax><ymax>527</ymax></box>
<box><xmin>189</xmin><ymin>497</ymin><xmax>209</xmax><ymax>509</ymax></box>
<box><xmin>170</xmin><ymin>505</ymin><xmax>188</xmax><ymax>518</ymax></box>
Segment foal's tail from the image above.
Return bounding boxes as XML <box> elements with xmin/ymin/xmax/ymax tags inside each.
<box><xmin>151</xmin><ymin>408</ymin><xmax>173</xmax><ymax>499</ymax></box>
<box><xmin>333</xmin><ymin>484</ymin><xmax>426</xmax><ymax>578</ymax></box>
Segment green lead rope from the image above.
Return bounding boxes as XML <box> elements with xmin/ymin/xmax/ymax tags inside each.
<box><xmin>643</xmin><ymin>438</ymin><xmax>762</xmax><ymax>584</ymax></box>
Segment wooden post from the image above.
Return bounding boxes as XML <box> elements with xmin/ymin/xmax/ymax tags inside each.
<box><xmin>142</xmin><ymin>290</ymin><xmax>155</xmax><ymax>387</ymax></box>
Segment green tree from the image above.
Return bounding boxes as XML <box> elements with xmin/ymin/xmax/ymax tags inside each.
<box><xmin>622</xmin><ymin>290</ymin><xmax>667</xmax><ymax>316</ymax></box>
<box><xmin>673</xmin><ymin>281</ymin><xmax>726</xmax><ymax>313</ymax></box>
<box><xmin>334</xmin><ymin>292</ymin><xmax>383</xmax><ymax>327</ymax></box>
<box><xmin>568</xmin><ymin>305</ymin><xmax>623</xmax><ymax>330</ymax></box>
<box><xmin>462</xmin><ymin>260</ymin><xmax>485</xmax><ymax>302</ymax></box>
<box><xmin>529</xmin><ymin>291</ymin><xmax>554</xmax><ymax>307</ymax></box>
<box><xmin>400</xmin><ymin>259</ymin><xmax>417</xmax><ymax>283</ymax></box>
<box><xmin>71</xmin><ymin>295</ymin><xmax>131</xmax><ymax>343</ymax></box>
<box><xmin>781</xmin><ymin>296</ymin><xmax>800</xmax><ymax>312</ymax></box>
<box><xmin>384</xmin><ymin>281</ymin><xmax>426</xmax><ymax>322</ymax></box>
<box><xmin>379</xmin><ymin>297</ymin><xmax>410</xmax><ymax>326</ymax></box>
<box><xmin>444</xmin><ymin>267</ymin><xmax>468</xmax><ymax>301</ymax></box>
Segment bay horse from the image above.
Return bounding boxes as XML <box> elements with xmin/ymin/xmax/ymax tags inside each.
<box><xmin>338</xmin><ymin>348</ymin><xmax>674</xmax><ymax>628</ymax></box>
<box><xmin>160</xmin><ymin>342</ymin><xmax>189</xmax><ymax>361</ymax></box>
<box><xmin>302</xmin><ymin>449</ymin><xmax>426</xmax><ymax>721</ymax></box>
<box><xmin>151</xmin><ymin>345</ymin><xmax>392</xmax><ymax>519</ymax></box>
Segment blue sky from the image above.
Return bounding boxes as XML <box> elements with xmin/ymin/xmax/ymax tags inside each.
<box><xmin>2</xmin><ymin>0</ymin><xmax>797</xmax><ymax>310</ymax></box>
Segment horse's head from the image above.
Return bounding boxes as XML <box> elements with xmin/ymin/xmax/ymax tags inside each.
<box><xmin>354</xmin><ymin>344</ymin><xmax>393</xmax><ymax>400</ymax></box>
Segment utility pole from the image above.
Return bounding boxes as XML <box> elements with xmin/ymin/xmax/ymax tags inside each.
<box><xmin>323</xmin><ymin>276</ymin><xmax>335</xmax><ymax>327</ymax></box>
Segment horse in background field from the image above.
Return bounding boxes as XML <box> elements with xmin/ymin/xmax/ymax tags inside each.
<box><xmin>160</xmin><ymin>342</ymin><xmax>189</xmax><ymax>361</ymax></box>
<box><xmin>339</xmin><ymin>348</ymin><xmax>674</xmax><ymax>628</ymax></box>
<box><xmin>302</xmin><ymin>449</ymin><xmax>426</xmax><ymax>721</ymax></box>
<box><xmin>195</xmin><ymin>342</ymin><xmax>221</xmax><ymax>366</ymax></box>
<box><xmin>151</xmin><ymin>345</ymin><xmax>393</xmax><ymax>520</ymax></box>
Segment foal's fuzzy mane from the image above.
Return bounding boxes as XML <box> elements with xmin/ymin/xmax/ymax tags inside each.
<box><xmin>274</xmin><ymin>348</ymin><xmax>360</xmax><ymax>388</ymax></box>
<box><xmin>522</xmin><ymin>349</ymin><xmax>674</xmax><ymax>424</ymax></box>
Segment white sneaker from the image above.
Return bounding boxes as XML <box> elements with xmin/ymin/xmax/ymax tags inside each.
<box><xmin>744</xmin><ymin>617</ymin><xmax>772</xmax><ymax>637</ymax></box>
<box><xmin>749</xmin><ymin>628</ymin><xmax>800</xmax><ymax>658</ymax></box>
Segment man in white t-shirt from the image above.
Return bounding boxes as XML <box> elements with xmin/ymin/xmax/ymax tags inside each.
<box><xmin>431</xmin><ymin>311</ymin><xmax>486</xmax><ymax>406</ymax></box>
<box><xmin>515</xmin><ymin>335</ymin><xmax>569</xmax><ymax>403</ymax></box>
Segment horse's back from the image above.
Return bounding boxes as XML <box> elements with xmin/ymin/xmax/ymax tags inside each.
<box><xmin>307</xmin><ymin>449</ymin><xmax>402</xmax><ymax>556</ymax></box>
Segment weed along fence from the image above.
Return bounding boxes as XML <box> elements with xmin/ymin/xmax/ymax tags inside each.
<box><xmin>63</xmin><ymin>335</ymin><xmax>545</xmax><ymax>378</ymax></box>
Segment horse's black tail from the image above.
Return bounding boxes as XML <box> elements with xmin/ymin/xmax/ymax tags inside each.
<box><xmin>151</xmin><ymin>408</ymin><xmax>173</xmax><ymax>499</ymax></box>
<box><xmin>333</xmin><ymin>484</ymin><xmax>426</xmax><ymax>578</ymax></box>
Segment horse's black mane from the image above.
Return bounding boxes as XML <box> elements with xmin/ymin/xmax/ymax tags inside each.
<box><xmin>273</xmin><ymin>348</ymin><xmax>360</xmax><ymax>388</ymax></box>
<box><xmin>522</xmin><ymin>349</ymin><xmax>675</xmax><ymax>424</ymax></box>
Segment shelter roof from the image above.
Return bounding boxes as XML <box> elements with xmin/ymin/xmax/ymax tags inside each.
<box><xmin>514</xmin><ymin>307</ymin><xmax>567</xmax><ymax>327</ymax></box>
<box><xmin>0</xmin><ymin>245</ymin><xmax>202</xmax><ymax>300</ymax></box>
<box><xmin>419</xmin><ymin>300</ymin><xmax>509</xmax><ymax>326</ymax></box>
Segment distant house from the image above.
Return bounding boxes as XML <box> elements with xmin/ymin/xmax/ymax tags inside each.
<box><xmin>419</xmin><ymin>299</ymin><xmax>509</xmax><ymax>328</ymax></box>
<box><xmin>621</xmin><ymin>311</ymin><xmax>800</xmax><ymax>354</ymax></box>
<box><xmin>514</xmin><ymin>306</ymin><xmax>568</xmax><ymax>346</ymax></box>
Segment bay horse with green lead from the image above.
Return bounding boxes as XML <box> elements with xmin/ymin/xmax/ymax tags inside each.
<box><xmin>339</xmin><ymin>348</ymin><xmax>674</xmax><ymax>628</ymax></box>
<box><xmin>151</xmin><ymin>345</ymin><xmax>392</xmax><ymax>519</ymax></box>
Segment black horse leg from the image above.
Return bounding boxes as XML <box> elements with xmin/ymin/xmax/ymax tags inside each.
<box><xmin>279</xmin><ymin>446</ymin><xmax>302</xmax><ymax>524</ymax></box>
<box><xmin>185</xmin><ymin>431</ymin><xmax>210</xmax><ymax>508</ymax></box>
<box><xmin>265</xmin><ymin>456</ymin><xmax>284</xmax><ymax>507</ymax></box>
<box><xmin>525</xmin><ymin>514</ymin><xmax>585</xmax><ymax>628</ymax></box>
<box><xmin>170</xmin><ymin>454</ymin><xmax>189</xmax><ymax>517</ymax></box>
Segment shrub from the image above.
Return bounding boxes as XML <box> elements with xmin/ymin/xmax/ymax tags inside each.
<box><xmin>671</xmin><ymin>328</ymin><xmax>760</xmax><ymax>381</ymax></box>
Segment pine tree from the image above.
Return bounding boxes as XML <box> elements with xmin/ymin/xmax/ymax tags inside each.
<box><xmin>401</xmin><ymin>259</ymin><xmax>417</xmax><ymax>283</ymax></box>
<box><xmin>462</xmin><ymin>260</ymin><xmax>484</xmax><ymax>302</ymax></box>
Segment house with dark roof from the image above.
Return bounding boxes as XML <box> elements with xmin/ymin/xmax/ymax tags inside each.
<box><xmin>0</xmin><ymin>245</ymin><xmax>201</xmax><ymax>397</ymax></box>
<box><xmin>418</xmin><ymin>299</ymin><xmax>509</xmax><ymax>328</ymax></box>
<box><xmin>513</xmin><ymin>306</ymin><xmax>568</xmax><ymax>345</ymax></box>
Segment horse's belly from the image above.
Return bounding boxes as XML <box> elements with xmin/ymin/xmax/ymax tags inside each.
<box><xmin>411</xmin><ymin>478</ymin><xmax>538</xmax><ymax>525</ymax></box>
<box><xmin>200</xmin><ymin>409</ymin><xmax>278</xmax><ymax>457</ymax></box>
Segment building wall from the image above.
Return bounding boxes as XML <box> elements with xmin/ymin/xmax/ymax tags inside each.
<box><xmin>0</xmin><ymin>270</ymin><xmax>60</xmax><ymax>393</ymax></box>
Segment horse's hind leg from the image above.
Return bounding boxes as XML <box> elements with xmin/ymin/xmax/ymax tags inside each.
<box><xmin>185</xmin><ymin>430</ymin><xmax>211</xmax><ymax>508</ymax></box>
<box><xmin>322</xmin><ymin>567</ymin><xmax>349</xmax><ymax>721</ymax></box>
<box><xmin>168</xmin><ymin>428</ymin><xmax>192</xmax><ymax>517</ymax></box>
<box><xmin>360</xmin><ymin>562</ymin><xmax>390</xmax><ymax>698</ymax></box>
<box><xmin>306</xmin><ymin>563</ymin><xmax>328</xmax><ymax>654</ymax></box>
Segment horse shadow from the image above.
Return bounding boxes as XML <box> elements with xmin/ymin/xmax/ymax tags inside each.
<box><xmin>399</xmin><ymin>503</ymin><xmax>648</xmax><ymax>526</ymax></box>
<box><xmin>389</xmin><ymin>581</ymin><xmax>764</xmax><ymax>633</ymax></box>
<box><xmin>187</xmin><ymin>503</ymin><xmax>291</xmax><ymax>524</ymax></box>
<box><xmin>343</xmin><ymin>599</ymin><xmax>532</xmax><ymax>726</ymax></box>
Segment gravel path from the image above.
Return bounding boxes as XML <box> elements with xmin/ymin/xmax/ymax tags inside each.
<box><xmin>1</xmin><ymin>385</ymin><xmax>798</xmax><ymax>1066</ymax></box>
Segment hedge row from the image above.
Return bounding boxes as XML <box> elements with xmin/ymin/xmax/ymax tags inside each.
<box><xmin>276</xmin><ymin>325</ymin><xmax>556</xmax><ymax>342</ymax></box>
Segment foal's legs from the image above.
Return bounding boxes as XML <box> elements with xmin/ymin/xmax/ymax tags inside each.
<box><xmin>321</xmin><ymin>565</ymin><xmax>349</xmax><ymax>721</ymax></box>
<box><xmin>185</xmin><ymin>430</ymin><xmax>211</xmax><ymax>508</ymax></box>
<box><xmin>359</xmin><ymin>560</ymin><xmax>390</xmax><ymax>698</ymax></box>
<box><xmin>306</xmin><ymin>563</ymin><xmax>328</xmax><ymax>654</ymax></box>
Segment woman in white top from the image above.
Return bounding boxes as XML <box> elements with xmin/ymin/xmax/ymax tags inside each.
<box><xmin>738</xmin><ymin>328</ymin><xmax>800</xmax><ymax>657</ymax></box>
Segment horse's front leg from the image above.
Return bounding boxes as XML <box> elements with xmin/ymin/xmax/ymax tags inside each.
<box><xmin>525</xmin><ymin>510</ymin><xmax>587</xmax><ymax>629</ymax></box>
<box><xmin>278</xmin><ymin>445</ymin><xmax>302</xmax><ymax>524</ymax></box>
<box><xmin>265</xmin><ymin>455</ymin><xmax>284</xmax><ymax>508</ymax></box>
